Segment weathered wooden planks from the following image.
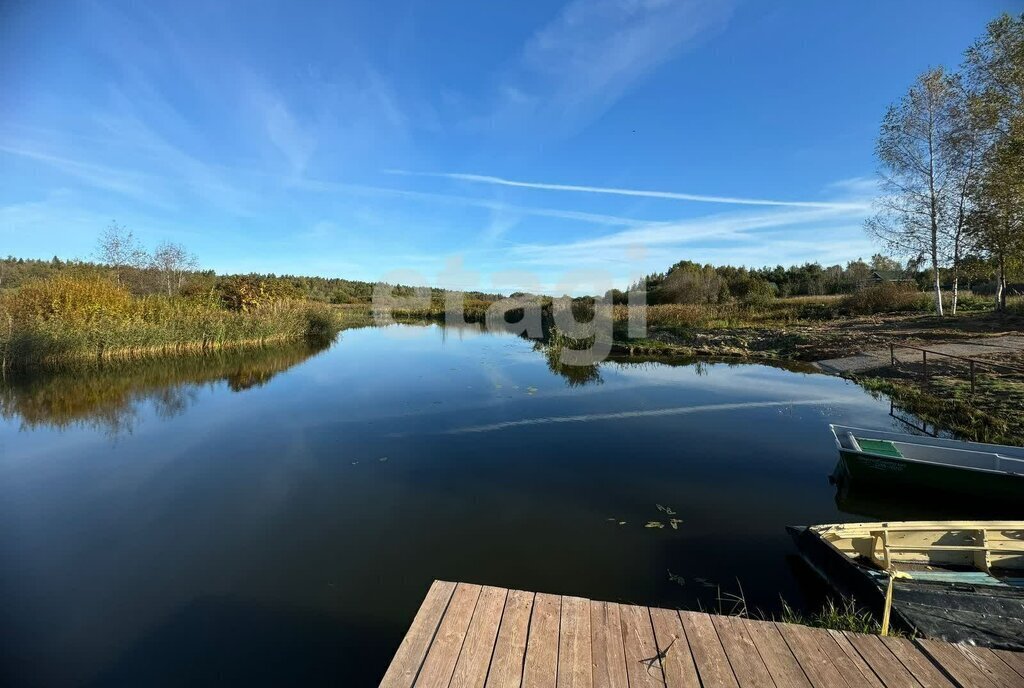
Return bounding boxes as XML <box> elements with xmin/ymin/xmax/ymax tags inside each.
<box><xmin>416</xmin><ymin>583</ymin><xmax>483</xmax><ymax>688</ymax></box>
<box><xmin>618</xmin><ymin>602</ymin><xmax>663</xmax><ymax>688</ymax></box>
<box><xmin>381</xmin><ymin>580</ymin><xmax>458</xmax><ymax>688</ymax></box>
<box><xmin>649</xmin><ymin>607</ymin><xmax>700</xmax><ymax>688</ymax></box>
<box><xmin>711</xmin><ymin>614</ymin><xmax>774</xmax><ymax>688</ymax></box>
<box><xmin>380</xmin><ymin>581</ymin><xmax>1024</xmax><ymax>688</ymax></box>
<box><xmin>556</xmin><ymin>596</ymin><xmax>592</xmax><ymax>688</ymax></box>
<box><xmin>743</xmin><ymin>618</ymin><xmax>813</xmax><ymax>688</ymax></box>
<box><xmin>484</xmin><ymin>589</ymin><xmax>534</xmax><ymax>688</ymax></box>
<box><xmin>916</xmin><ymin>639</ymin><xmax>1001</xmax><ymax>688</ymax></box>
<box><xmin>449</xmin><ymin>586</ymin><xmax>507</xmax><ymax>688</ymax></box>
<box><xmin>522</xmin><ymin>593</ymin><xmax>562</xmax><ymax>688</ymax></box>
<box><xmin>590</xmin><ymin>601</ymin><xmax>629</xmax><ymax>688</ymax></box>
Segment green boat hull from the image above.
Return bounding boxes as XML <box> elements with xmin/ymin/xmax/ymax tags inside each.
<box><xmin>838</xmin><ymin>449</ymin><xmax>1024</xmax><ymax>502</ymax></box>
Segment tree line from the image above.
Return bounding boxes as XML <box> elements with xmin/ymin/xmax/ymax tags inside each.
<box><xmin>868</xmin><ymin>13</ymin><xmax>1024</xmax><ymax>314</ymax></box>
<box><xmin>0</xmin><ymin>224</ymin><xmax>502</xmax><ymax>309</ymax></box>
<box><xmin>618</xmin><ymin>255</ymin><xmax>978</xmax><ymax>306</ymax></box>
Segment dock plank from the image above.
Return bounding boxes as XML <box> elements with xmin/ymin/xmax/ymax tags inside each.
<box><xmin>821</xmin><ymin>630</ymin><xmax>884</xmax><ymax>688</ymax></box>
<box><xmin>649</xmin><ymin>607</ymin><xmax>700</xmax><ymax>688</ymax></box>
<box><xmin>415</xmin><ymin>583</ymin><xmax>482</xmax><ymax>688</ymax></box>
<box><xmin>877</xmin><ymin>637</ymin><xmax>955</xmax><ymax>688</ymax></box>
<box><xmin>381</xmin><ymin>580</ymin><xmax>458</xmax><ymax>688</ymax></box>
<box><xmin>959</xmin><ymin>646</ymin><xmax>1024</xmax><ymax>688</ymax></box>
<box><xmin>619</xmin><ymin>602</ymin><xmax>663</xmax><ymax>688</ymax></box>
<box><xmin>382</xmin><ymin>582</ymin><xmax>1024</xmax><ymax>688</ymax></box>
<box><xmin>744</xmin><ymin>618</ymin><xmax>813</xmax><ymax>688</ymax></box>
<box><xmin>993</xmin><ymin>648</ymin><xmax>1024</xmax><ymax>680</ymax></box>
<box><xmin>842</xmin><ymin>633</ymin><xmax>921</xmax><ymax>688</ymax></box>
<box><xmin>522</xmin><ymin>593</ymin><xmax>562</xmax><ymax>688</ymax></box>
<box><xmin>450</xmin><ymin>586</ymin><xmax>508</xmax><ymax>688</ymax></box>
<box><xmin>557</xmin><ymin>596</ymin><xmax>592</xmax><ymax>688</ymax></box>
<box><xmin>916</xmin><ymin>639</ymin><xmax>1000</xmax><ymax>688</ymax></box>
<box><xmin>776</xmin><ymin>622</ymin><xmax>851</xmax><ymax>688</ymax></box>
<box><xmin>590</xmin><ymin>600</ymin><xmax>628</xmax><ymax>688</ymax></box>
<box><xmin>484</xmin><ymin>590</ymin><xmax>534</xmax><ymax>688</ymax></box>
<box><xmin>711</xmin><ymin>615</ymin><xmax>774</xmax><ymax>688</ymax></box>
<box><xmin>679</xmin><ymin>611</ymin><xmax>739</xmax><ymax>688</ymax></box>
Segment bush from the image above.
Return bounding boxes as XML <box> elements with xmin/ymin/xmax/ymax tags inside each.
<box><xmin>741</xmin><ymin>278</ymin><xmax>777</xmax><ymax>308</ymax></box>
<box><xmin>840</xmin><ymin>283</ymin><xmax>928</xmax><ymax>315</ymax></box>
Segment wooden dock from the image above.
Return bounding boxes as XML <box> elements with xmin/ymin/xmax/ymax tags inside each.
<box><xmin>380</xmin><ymin>581</ymin><xmax>1024</xmax><ymax>687</ymax></box>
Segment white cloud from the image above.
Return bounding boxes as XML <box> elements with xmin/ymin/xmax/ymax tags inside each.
<box><xmin>506</xmin><ymin>202</ymin><xmax>872</xmax><ymax>272</ymax></box>
<box><xmin>0</xmin><ymin>144</ymin><xmax>171</xmax><ymax>208</ymax></box>
<box><xmin>388</xmin><ymin>170</ymin><xmax>870</xmax><ymax>210</ymax></box>
<box><xmin>247</xmin><ymin>84</ymin><xmax>317</xmax><ymax>176</ymax></box>
<box><xmin>482</xmin><ymin>0</ymin><xmax>734</xmax><ymax>133</ymax></box>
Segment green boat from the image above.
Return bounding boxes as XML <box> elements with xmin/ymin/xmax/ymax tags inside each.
<box><xmin>830</xmin><ymin>424</ymin><xmax>1024</xmax><ymax>500</ymax></box>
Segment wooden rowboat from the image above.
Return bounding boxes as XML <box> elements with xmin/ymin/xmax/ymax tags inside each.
<box><xmin>830</xmin><ymin>424</ymin><xmax>1024</xmax><ymax>500</ymax></box>
<box><xmin>788</xmin><ymin>520</ymin><xmax>1024</xmax><ymax>649</ymax></box>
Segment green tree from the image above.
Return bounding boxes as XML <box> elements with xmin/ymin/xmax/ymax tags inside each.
<box><xmin>963</xmin><ymin>13</ymin><xmax>1024</xmax><ymax>310</ymax></box>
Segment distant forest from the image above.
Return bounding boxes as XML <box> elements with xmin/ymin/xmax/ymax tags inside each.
<box><xmin>0</xmin><ymin>254</ymin><xmax>503</xmax><ymax>306</ymax></box>
<box><xmin>1</xmin><ymin>251</ymin><xmax>1015</xmax><ymax>308</ymax></box>
<box><xmin>623</xmin><ymin>253</ymin><xmax>1018</xmax><ymax>307</ymax></box>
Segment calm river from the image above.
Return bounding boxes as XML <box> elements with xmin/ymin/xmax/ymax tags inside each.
<box><xmin>0</xmin><ymin>324</ymin><xmax>1006</xmax><ymax>686</ymax></box>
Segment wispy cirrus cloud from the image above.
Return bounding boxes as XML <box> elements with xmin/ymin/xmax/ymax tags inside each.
<box><xmin>506</xmin><ymin>202</ymin><xmax>872</xmax><ymax>270</ymax></box>
<box><xmin>387</xmin><ymin>170</ymin><xmax>871</xmax><ymax>210</ymax></box>
<box><xmin>0</xmin><ymin>144</ymin><xmax>171</xmax><ymax>208</ymax></box>
<box><xmin>480</xmin><ymin>0</ymin><xmax>733</xmax><ymax>134</ymax></box>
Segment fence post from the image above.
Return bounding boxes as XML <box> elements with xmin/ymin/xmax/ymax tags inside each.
<box><xmin>890</xmin><ymin>343</ymin><xmax>895</xmax><ymax>366</ymax></box>
<box><xmin>922</xmin><ymin>350</ymin><xmax>927</xmax><ymax>384</ymax></box>
<box><xmin>970</xmin><ymin>360</ymin><xmax>976</xmax><ymax>395</ymax></box>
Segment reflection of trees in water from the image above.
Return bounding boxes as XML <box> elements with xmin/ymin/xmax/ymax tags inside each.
<box><xmin>434</xmin><ymin>318</ymin><xmax>607</xmax><ymax>387</ymax></box>
<box><xmin>0</xmin><ymin>342</ymin><xmax>328</xmax><ymax>436</ymax></box>
<box><xmin>533</xmin><ymin>335</ymin><xmax>603</xmax><ymax>387</ymax></box>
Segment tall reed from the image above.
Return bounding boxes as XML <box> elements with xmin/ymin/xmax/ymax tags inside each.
<box><xmin>0</xmin><ymin>274</ymin><xmax>342</xmax><ymax>370</ymax></box>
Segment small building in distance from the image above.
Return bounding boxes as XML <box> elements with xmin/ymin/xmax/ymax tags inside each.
<box><xmin>869</xmin><ymin>269</ymin><xmax>915</xmax><ymax>283</ymax></box>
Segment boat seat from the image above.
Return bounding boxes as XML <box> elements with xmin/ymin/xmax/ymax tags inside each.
<box><xmin>855</xmin><ymin>437</ymin><xmax>903</xmax><ymax>458</ymax></box>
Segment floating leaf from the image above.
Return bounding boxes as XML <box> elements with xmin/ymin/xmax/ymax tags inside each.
<box><xmin>618</xmin><ymin>521</ymin><xmax>627</xmax><ymax>525</ymax></box>
<box><xmin>645</xmin><ymin>521</ymin><xmax>665</xmax><ymax>529</ymax></box>
<box><xmin>669</xmin><ymin>518</ymin><xmax>682</xmax><ymax>530</ymax></box>
<box><xmin>656</xmin><ymin>504</ymin><xmax>678</xmax><ymax>516</ymax></box>
<box><xmin>379</xmin><ymin>457</ymin><xmax>389</xmax><ymax>462</ymax></box>
<box><xmin>667</xmin><ymin>570</ymin><xmax>686</xmax><ymax>586</ymax></box>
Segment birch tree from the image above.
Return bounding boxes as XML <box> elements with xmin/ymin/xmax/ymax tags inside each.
<box><xmin>944</xmin><ymin>78</ymin><xmax>986</xmax><ymax>314</ymax></box>
<box><xmin>150</xmin><ymin>242</ymin><xmax>198</xmax><ymax>297</ymax></box>
<box><xmin>96</xmin><ymin>222</ymin><xmax>147</xmax><ymax>285</ymax></box>
<box><xmin>867</xmin><ymin>68</ymin><xmax>961</xmax><ymax>315</ymax></box>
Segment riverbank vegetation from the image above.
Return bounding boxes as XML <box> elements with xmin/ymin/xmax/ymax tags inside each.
<box><xmin>0</xmin><ymin>273</ymin><xmax>342</xmax><ymax>370</ymax></box>
<box><xmin>0</xmin><ymin>227</ymin><xmax>344</xmax><ymax>371</ymax></box>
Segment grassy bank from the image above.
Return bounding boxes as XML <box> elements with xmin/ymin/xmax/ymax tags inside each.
<box><xmin>0</xmin><ymin>275</ymin><xmax>343</xmax><ymax>370</ymax></box>
<box><xmin>858</xmin><ymin>371</ymin><xmax>1024</xmax><ymax>445</ymax></box>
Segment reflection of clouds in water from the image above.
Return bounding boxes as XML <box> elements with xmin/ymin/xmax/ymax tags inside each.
<box><xmin>440</xmin><ymin>398</ymin><xmax>848</xmax><ymax>434</ymax></box>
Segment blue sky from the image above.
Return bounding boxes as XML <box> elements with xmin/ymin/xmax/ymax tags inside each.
<box><xmin>1</xmin><ymin>0</ymin><xmax>1019</xmax><ymax>292</ymax></box>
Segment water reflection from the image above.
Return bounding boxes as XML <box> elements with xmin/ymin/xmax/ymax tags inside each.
<box><xmin>832</xmin><ymin>469</ymin><xmax>1019</xmax><ymax>520</ymax></box>
<box><xmin>0</xmin><ymin>324</ymin><xmax>945</xmax><ymax>686</ymax></box>
<box><xmin>0</xmin><ymin>341</ymin><xmax>329</xmax><ymax>435</ymax></box>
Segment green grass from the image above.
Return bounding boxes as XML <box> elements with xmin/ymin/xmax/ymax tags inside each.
<box><xmin>779</xmin><ymin>597</ymin><xmax>903</xmax><ymax>636</ymax></box>
<box><xmin>858</xmin><ymin>375</ymin><xmax>1021</xmax><ymax>445</ymax></box>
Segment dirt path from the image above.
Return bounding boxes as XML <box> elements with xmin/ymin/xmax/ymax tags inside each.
<box><xmin>815</xmin><ymin>334</ymin><xmax>1024</xmax><ymax>374</ymax></box>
